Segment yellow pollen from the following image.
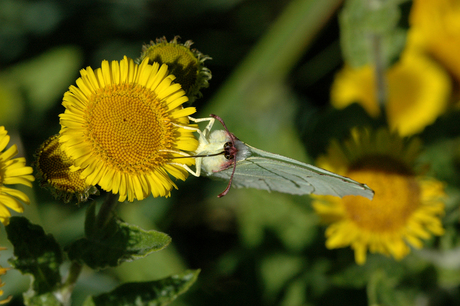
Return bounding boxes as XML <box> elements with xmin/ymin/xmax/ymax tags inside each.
<box><xmin>85</xmin><ymin>83</ymin><xmax>173</xmax><ymax>173</ymax></box>
<box><xmin>342</xmin><ymin>168</ymin><xmax>421</xmax><ymax>233</ymax></box>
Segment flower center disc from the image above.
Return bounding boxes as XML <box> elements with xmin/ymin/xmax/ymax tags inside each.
<box><xmin>85</xmin><ymin>84</ymin><xmax>170</xmax><ymax>173</ymax></box>
<box><xmin>343</xmin><ymin>168</ymin><xmax>421</xmax><ymax>233</ymax></box>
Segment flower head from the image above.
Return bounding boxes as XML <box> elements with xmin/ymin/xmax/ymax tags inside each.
<box><xmin>409</xmin><ymin>0</ymin><xmax>460</xmax><ymax>83</ymax></box>
<box><xmin>137</xmin><ymin>36</ymin><xmax>212</xmax><ymax>103</ymax></box>
<box><xmin>0</xmin><ymin>126</ymin><xmax>34</xmax><ymax>225</ymax></box>
<box><xmin>312</xmin><ymin>128</ymin><xmax>445</xmax><ymax>265</ymax></box>
<box><xmin>331</xmin><ymin>51</ymin><xmax>451</xmax><ymax>136</ymax></box>
<box><xmin>59</xmin><ymin>56</ymin><xmax>198</xmax><ymax>202</ymax></box>
<box><xmin>34</xmin><ymin>134</ymin><xmax>99</xmax><ymax>203</ymax></box>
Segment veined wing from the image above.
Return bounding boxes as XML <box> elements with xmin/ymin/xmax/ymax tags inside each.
<box><xmin>209</xmin><ymin>143</ymin><xmax>374</xmax><ymax>199</ymax></box>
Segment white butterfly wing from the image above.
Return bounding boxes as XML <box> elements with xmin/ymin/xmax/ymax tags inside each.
<box><xmin>209</xmin><ymin>143</ymin><xmax>374</xmax><ymax>200</ymax></box>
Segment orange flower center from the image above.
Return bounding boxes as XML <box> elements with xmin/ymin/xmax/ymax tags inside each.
<box><xmin>343</xmin><ymin>156</ymin><xmax>421</xmax><ymax>233</ymax></box>
<box><xmin>84</xmin><ymin>84</ymin><xmax>174</xmax><ymax>173</ymax></box>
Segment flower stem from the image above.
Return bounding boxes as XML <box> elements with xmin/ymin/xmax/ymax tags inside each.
<box><xmin>96</xmin><ymin>192</ymin><xmax>119</xmax><ymax>229</ymax></box>
<box><xmin>58</xmin><ymin>193</ymin><xmax>119</xmax><ymax>305</ymax></box>
<box><xmin>371</xmin><ymin>33</ymin><xmax>387</xmax><ymax>107</ymax></box>
<box><xmin>368</xmin><ymin>0</ymin><xmax>388</xmax><ymax>107</ymax></box>
<box><xmin>59</xmin><ymin>261</ymin><xmax>83</xmax><ymax>306</ymax></box>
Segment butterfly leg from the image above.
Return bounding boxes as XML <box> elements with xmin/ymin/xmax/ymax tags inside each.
<box><xmin>169</xmin><ymin>161</ymin><xmax>202</xmax><ymax>177</ymax></box>
<box><xmin>188</xmin><ymin>116</ymin><xmax>215</xmax><ymax>144</ymax></box>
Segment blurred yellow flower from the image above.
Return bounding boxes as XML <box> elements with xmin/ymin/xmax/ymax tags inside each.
<box><xmin>312</xmin><ymin>128</ymin><xmax>445</xmax><ymax>265</ymax></box>
<box><xmin>59</xmin><ymin>56</ymin><xmax>198</xmax><ymax>202</ymax></box>
<box><xmin>331</xmin><ymin>51</ymin><xmax>451</xmax><ymax>136</ymax></box>
<box><xmin>0</xmin><ymin>247</ymin><xmax>11</xmax><ymax>304</ymax></box>
<box><xmin>409</xmin><ymin>0</ymin><xmax>460</xmax><ymax>83</ymax></box>
<box><xmin>0</xmin><ymin>126</ymin><xmax>34</xmax><ymax>225</ymax></box>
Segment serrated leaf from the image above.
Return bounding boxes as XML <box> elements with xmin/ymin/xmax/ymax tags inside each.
<box><xmin>5</xmin><ymin>217</ymin><xmax>63</xmax><ymax>296</ymax></box>
<box><xmin>66</xmin><ymin>205</ymin><xmax>171</xmax><ymax>269</ymax></box>
<box><xmin>339</xmin><ymin>0</ymin><xmax>407</xmax><ymax>67</ymax></box>
<box><xmin>82</xmin><ymin>269</ymin><xmax>200</xmax><ymax>306</ymax></box>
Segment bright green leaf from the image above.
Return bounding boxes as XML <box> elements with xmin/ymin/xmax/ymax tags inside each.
<box><xmin>82</xmin><ymin>269</ymin><xmax>200</xmax><ymax>306</ymax></box>
<box><xmin>5</xmin><ymin>217</ymin><xmax>63</xmax><ymax>296</ymax></box>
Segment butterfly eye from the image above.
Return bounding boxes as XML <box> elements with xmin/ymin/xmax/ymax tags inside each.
<box><xmin>223</xmin><ymin>142</ymin><xmax>234</xmax><ymax>160</ymax></box>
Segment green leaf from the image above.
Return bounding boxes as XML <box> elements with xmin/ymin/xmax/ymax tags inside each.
<box><xmin>6</xmin><ymin>217</ymin><xmax>63</xmax><ymax>295</ymax></box>
<box><xmin>82</xmin><ymin>269</ymin><xmax>200</xmax><ymax>306</ymax></box>
<box><xmin>339</xmin><ymin>0</ymin><xmax>408</xmax><ymax>67</ymax></box>
<box><xmin>66</xmin><ymin>204</ymin><xmax>172</xmax><ymax>269</ymax></box>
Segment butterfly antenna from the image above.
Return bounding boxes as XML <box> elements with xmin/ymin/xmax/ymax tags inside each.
<box><xmin>172</xmin><ymin>151</ymin><xmax>225</xmax><ymax>159</ymax></box>
<box><xmin>210</xmin><ymin>114</ymin><xmax>237</xmax><ymax>198</ymax></box>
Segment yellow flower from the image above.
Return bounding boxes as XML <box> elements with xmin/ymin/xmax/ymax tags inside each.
<box><xmin>312</xmin><ymin>128</ymin><xmax>445</xmax><ymax>265</ymax></box>
<box><xmin>137</xmin><ymin>36</ymin><xmax>212</xmax><ymax>103</ymax></box>
<box><xmin>331</xmin><ymin>51</ymin><xmax>451</xmax><ymax>136</ymax></box>
<box><xmin>59</xmin><ymin>56</ymin><xmax>198</xmax><ymax>202</ymax></box>
<box><xmin>34</xmin><ymin>135</ymin><xmax>99</xmax><ymax>203</ymax></box>
<box><xmin>0</xmin><ymin>126</ymin><xmax>34</xmax><ymax>225</ymax></box>
<box><xmin>409</xmin><ymin>0</ymin><xmax>460</xmax><ymax>83</ymax></box>
<box><xmin>0</xmin><ymin>247</ymin><xmax>12</xmax><ymax>304</ymax></box>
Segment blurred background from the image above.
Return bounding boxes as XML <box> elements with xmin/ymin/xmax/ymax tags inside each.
<box><xmin>2</xmin><ymin>0</ymin><xmax>460</xmax><ymax>305</ymax></box>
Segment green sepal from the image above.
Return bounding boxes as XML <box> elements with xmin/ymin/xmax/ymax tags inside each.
<box><xmin>339</xmin><ymin>0</ymin><xmax>407</xmax><ymax>68</ymax></box>
<box><xmin>5</xmin><ymin>217</ymin><xmax>63</xmax><ymax>296</ymax></box>
<box><xmin>82</xmin><ymin>269</ymin><xmax>200</xmax><ymax>306</ymax></box>
<box><xmin>66</xmin><ymin>203</ymin><xmax>172</xmax><ymax>269</ymax></box>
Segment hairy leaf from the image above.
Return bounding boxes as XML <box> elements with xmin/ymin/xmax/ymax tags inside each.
<box><xmin>6</xmin><ymin>217</ymin><xmax>63</xmax><ymax>303</ymax></box>
<box><xmin>67</xmin><ymin>203</ymin><xmax>171</xmax><ymax>269</ymax></box>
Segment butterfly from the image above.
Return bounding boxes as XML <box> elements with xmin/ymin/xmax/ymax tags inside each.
<box><xmin>179</xmin><ymin>114</ymin><xmax>374</xmax><ymax>200</ymax></box>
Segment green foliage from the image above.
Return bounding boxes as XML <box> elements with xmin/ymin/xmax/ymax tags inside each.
<box><xmin>82</xmin><ymin>270</ymin><xmax>200</xmax><ymax>306</ymax></box>
<box><xmin>4</xmin><ymin>209</ymin><xmax>194</xmax><ymax>305</ymax></box>
<box><xmin>4</xmin><ymin>46</ymin><xmax>83</xmax><ymax>130</ymax></box>
<box><xmin>339</xmin><ymin>0</ymin><xmax>408</xmax><ymax>67</ymax></box>
<box><xmin>4</xmin><ymin>0</ymin><xmax>460</xmax><ymax>305</ymax></box>
<box><xmin>6</xmin><ymin>217</ymin><xmax>63</xmax><ymax>295</ymax></box>
<box><xmin>236</xmin><ymin>189</ymin><xmax>317</xmax><ymax>251</ymax></box>
<box><xmin>67</xmin><ymin>203</ymin><xmax>172</xmax><ymax>270</ymax></box>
